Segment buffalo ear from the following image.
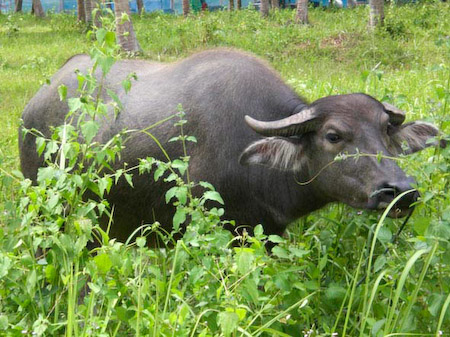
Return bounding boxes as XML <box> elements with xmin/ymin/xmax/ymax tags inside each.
<box><xmin>390</xmin><ymin>121</ymin><xmax>443</xmax><ymax>155</ymax></box>
<box><xmin>239</xmin><ymin>137</ymin><xmax>306</xmax><ymax>171</ymax></box>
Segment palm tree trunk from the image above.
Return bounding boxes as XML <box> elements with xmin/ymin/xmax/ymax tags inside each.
<box><xmin>236</xmin><ymin>0</ymin><xmax>241</xmax><ymax>9</ymax></box>
<box><xmin>260</xmin><ymin>0</ymin><xmax>269</xmax><ymax>17</ymax></box>
<box><xmin>369</xmin><ymin>0</ymin><xmax>384</xmax><ymax>28</ymax></box>
<box><xmin>182</xmin><ymin>0</ymin><xmax>189</xmax><ymax>16</ymax></box>
<box><xmin>32</xmin><ymin>0</ymin><xmax>46</xmax><ymax>17</ymax></box>
<box><xmin>114</xmin><ymin>0</ymin><xmax>142</xmax><ymax>53</ymax></box>
<box><xmin>295</xmin><ymin>0</ymin><xmax>308</xmax><ymax>24</ymax></box>
<box><xmin>15</xmin><ymin>0</ymin><xmax>23</xmax><ymax>12</ymax></box>
<box><xmin>136</xmin><ymin>0</ymin><xmax>144</xmax><ymax>14</ymax></box>
<box><xmin>77</xmin><ymin>0</ymin><xmax>86</xmax><ymax>21</ymax></box>
<box><xmin>228</xmin><ymin>0</ymin><xmax>234</xmax><ymax>10</ymax></box>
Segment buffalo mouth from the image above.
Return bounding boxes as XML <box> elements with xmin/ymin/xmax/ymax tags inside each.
<box><xmin>368</xmin><ymin>188</ymin><xmax>419</xmax><ymax>218</ymax></box>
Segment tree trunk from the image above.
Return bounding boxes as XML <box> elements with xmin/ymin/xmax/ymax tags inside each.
<box><xmin>59</xmin><ymin>0</ymin><xmax>64</xmax><ymax>12</ymax></box>
<box><xmin>136</xmin><ymin>0</ymin><xmax>144</xmax><ymax>14</ymax></box>
<box><xmin>236</xmin><ymin>0</ymin><xmax>241</xmax><ymax>9</ymax></box>
<box><xmin>77</xmin><ymin>0</ymin><xmax>86</xmax><ymax>21</ymax></box>
<box><xmin>114</xmin><ymin>0</ymin><xmax>142</xmax><ymax>53</ymax></box>
<box><xmin>85</xmin><ymin>0</ymin><xmax>101</xmax><ymax>27</ymax></box>
<box><xmin>15</xmin><ymin>0</ymin><xmax>23</xmax><ymax>12</ymax></box>
<box><xmin>271</xmin><ymin>0</ymin><xmax>279</xmax><ymax>9</ymax></box>
<box><xmin>260</xmin><ymin>0</ymin><xmax>269</xmax><ymax>17</ymax></box>
<box><xmin>85</xmin><ymin>0</ymin><xmax>94</xmax><ymax>24</ymax></box>
<box><xmin>32</xmin><ymin>0</ymin><xmax>46</xmax><ymax>17</ymax></box>
<box><xmin>295</xmin><ymin>0</ymin><xmax>308</xmax><ymax>24</ymax></box>
<box><xmin>182</xmin><ymin>0</ymin><xmax>189</xmax><ymax>16</ymax></box>
<box><xmin>228</xmin><ymin>0</ymin><xmax>234</xmax><ymax>10</ymax></box>
<box><xmin>369</xmin><ymin>0</ymin><xmax>384</xmax><ymax>28</ymax></box>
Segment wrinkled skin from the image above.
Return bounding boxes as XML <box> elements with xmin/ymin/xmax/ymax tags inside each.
<box><xmin>19</xmin><ymin>49</ymin><xmax>442</xmax><ymax>241</ymax></box>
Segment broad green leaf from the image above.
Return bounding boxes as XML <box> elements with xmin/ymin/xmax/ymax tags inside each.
<box><xmin>172</xmin><ymin>159</ymin><xmax>188</xmax><ymax>176</ymax></box>
<box><xmin>272</xmin><ymin>246</ymin><xmax>289</xmax><ymax>259</ymax></box>
<box><xmin>124</xmin><ymin>173</ymin><xmax>133</xmax><ymax>187</ymax></box>
<box><xmin>374</xmin><ymin>255</ymin><xmax>387</xmax><ymax>272</ymax></box>
<box><xmin>203</xmin><ymin>191</ymin><xmax>224</xmax><ymax>205</ymax></box>
<box><xmin>173</xmin><ymin>207</ymin><xmax>186</xmax><ymax>230</ymax></box>
<box><xmin>58</xmin><ymin>84</ymin><xmax>67</xmax><ymax>101</ymax></box>
<box><xmin>106</xmin><ymin>88</ymin><xmax>124</xmax><ymax>110</ymax></box>
<box><xmin>99</xmin><ymin>56</ymin><xmax>115</xmax><ymax>75</ymax></box>
<box><xmin>94</xmin><ymin>254</ymin><xmax>112</xmax><ymax>275</ymax></box>
<box><xmin>96</xmin><ymin>28</ymin><xmax>107</xmax><ymax>43</ymax></box>
<box><xmin>268</xmin><ymin>235</ymin><xmax>285</xmax><ymax>243</ymax></box>
<box><xmin>217</xmin><ymin>311</ymin><xmax>239</xmax><ymax>337</ymax></box>
<box><xmin>81</xmin><ymin>120</ymin><xmax>100</xmax><ymax>144</ymax></box>
<box><xmin>136</xmin><ymin>236</ymin><xmax>146</xmax><ymax>248</ymax></box>
<box><xmin>235</xmin><ymin>249</ymin><xmax>255</xmax><ymax>275</ymax></box>
<box><xmin>0</xmin><ymin>315</ymin><xmax>8</xmax><ymax>330</ymax></box>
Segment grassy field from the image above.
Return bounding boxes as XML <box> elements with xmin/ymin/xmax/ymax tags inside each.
<box><xmin>0</xmin><ymin>3</ymin><xmax>450</xmax><ymax>336</ymax></box>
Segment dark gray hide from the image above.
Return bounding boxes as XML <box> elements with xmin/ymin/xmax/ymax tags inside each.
<box><xmin>19</xmin><ymin>49</ymin><xmax>441</xmax><ymax>241</ymax></box>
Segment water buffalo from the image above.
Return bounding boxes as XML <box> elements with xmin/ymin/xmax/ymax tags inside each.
<box><xmin>19</xmin><ymin>49</ymin><xmax>441</xmax><ymax>241</ymax></box>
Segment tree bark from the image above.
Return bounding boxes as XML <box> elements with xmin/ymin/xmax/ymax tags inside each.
<box><xmin>228</xmin><ymin>0</ymin><xmax>234</xmax><ymax>10</ymax></box>
<box><xmin>15</xmin><ymin>0</ymin><xmax>23</xmax><ymax>12</ymax></box>
<box><xmin>32</xmin><ymin>0</ymin><xmax>46</xmax><ymax>17</ymax></box>
<box><xmin>236</xmin><ymin>0</ymin><xmax>241</xmax><ymax>9</ymax></box>
<box><xmin>136</xmin><ymin>0</ymin><xmax>144</xmax><ymax>14</ymax></box>
<box><xmin>85</xmin><ymin>0</ymin><xmax>94</xmax><ymax>24</ymax></box>
<box><xmin>295</xmin><ymin>0</ymin><xmax>308</xmax><ymax>24</ymax></box>
<box><xmin>114</xmin><ymin>0</ymin><xmax>142</xmax><ymax>53</ymax></box>
<box><xmin>85</xmin><ymin>0</ymin><xmax>101</xmax><ymax>27</ymax></box>
<box><xmin>260</xmin><ymin>0</ymin><xmax>269</xmax><ymax>17</ymax></box>
<box><xmin>182</xmin><ymin>0</ymin><xmax>189</xmax><ymax>16</ymax></box>
<box><xmin>271</xmin><ymin>0</ymin><xmax>279</xmax><ymax>9</ymax></box>
<box><xmin>77</xmin><ymin>0</ymin><xmax>86</xmax><ymax>21</ymax></box>
<box><xmin>369</xmin><ymin>0</ymin><xmax>384</xmax><ymax>28</ymax></box>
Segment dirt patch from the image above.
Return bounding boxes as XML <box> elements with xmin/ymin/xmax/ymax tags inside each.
<box><xmin>320</xmin><ymin>33</ymin><xmax>350</xmax><ymax>48</ymax></box>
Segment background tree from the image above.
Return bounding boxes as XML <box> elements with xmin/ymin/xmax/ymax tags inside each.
<box><xmin>236</xmin><ymin>0</ymin><xmax>241</xmax><ymax>9</ymax></box>
<box><xmin>271</xmin><ymin>0</ymin><xmax>279</xmax><ymax>10</ymax></box>
<box><xmin>260</xmin><ymin>0</ymin><xmax>269</xmax><ymax>17</ymax></box>
<box><xmin>114</xmin><ymin>0</ymin><xmax>141</xmax><ymax>52</ymax></box>
<box><xmin>182</xmin><ymin>0</ymin><xmax>189</xmax><ymax>16</ymax></box>
<box><xmin>85</xmin><ymin>0</ymin><xmax>94</xmax><ymax>24</ymax></box>
<box><xmin>14</xmin><ymin>0</ymin><xmax>23</xmax><ymax>12</ymax></box>
<box><xmin>369</xmin><ymin>0</ymin><xmax>384</xmax><ymax>28</ymax></box>
<box><xmin>77</xmin><ymin>0</ymin><xmax>85</xmax><ymax>21</ymax></box>
<box><xmin>85</xmin><ymin>0</ymin><xmax>101</xmax><ymax>27</ymax></box>
<box><xmin>295</xmin><ymin>0</ymin><xmax>308</xmax><ymax>24</ymax></box>
<box><xmin>228</xmin><ymin>0</ymin><xmax>234</xmax><ymax>10</ymax></box>
<box><xmin>32</xmin><ymin>0</ymin><xmax>45</xmax><ymax>17</ymax></box>
<box><xmin>136</xmin><ymin>0</ymin><xmax>144</xmax><ymax>14</ymax></box>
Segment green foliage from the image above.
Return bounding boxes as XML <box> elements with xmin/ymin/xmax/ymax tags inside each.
<box><xmin>0</xmin><ymin>3</ymin><xmax>449</xmax><ymax>336</ymax></box>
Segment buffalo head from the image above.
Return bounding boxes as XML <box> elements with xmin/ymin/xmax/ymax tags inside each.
<box><xmin>240</xmin><ymin>93</ymin><xmax>441</xmax><ymax>217</ymax></box>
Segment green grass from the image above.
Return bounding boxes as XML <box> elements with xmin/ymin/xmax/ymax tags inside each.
<box><xmin>0</xmin><ymin>3</ymin><xmax>450</xmax><ymax>336</ymax></box>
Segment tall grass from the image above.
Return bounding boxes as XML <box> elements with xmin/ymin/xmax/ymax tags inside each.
<box><xmin>0</xmin><ymin>3</ymin><xmax>449</xmax><ymax>336</ymax></box>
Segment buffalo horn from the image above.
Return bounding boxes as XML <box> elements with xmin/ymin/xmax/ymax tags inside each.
<box><xmin>383</xmin><ymin>102</ymin><xmax>406</xmax><ymax>126</ymax></box>
<box><xmin>244</xmin><ymin>109</ymin><xmax>320</xmax><ymax>137</ymax></box>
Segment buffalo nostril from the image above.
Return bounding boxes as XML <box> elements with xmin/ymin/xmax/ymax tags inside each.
<box><xmin>373</xmin><ymin>181</ymin><xmax>418</xmax><ymax>207</ymax></box>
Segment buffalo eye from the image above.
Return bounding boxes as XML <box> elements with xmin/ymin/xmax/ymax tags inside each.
<box><xmin>326</xmin><ymin>133</ymin><xmax>342</xmax><ymax>143</ymax></box>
